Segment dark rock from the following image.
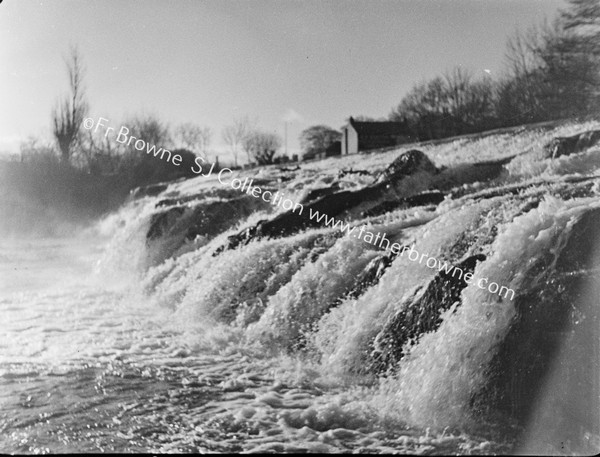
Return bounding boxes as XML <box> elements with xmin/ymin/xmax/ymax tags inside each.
<box><xmin>216</xmin><ymin>233</ymin><xmax>341</xmax><ymax>324</ymax></box>
<box><xmin>212</xmin><ymin>185</ymin><xmax>383</xmax><ymax>255</ymax></box>
<box><xmin>372</xmin><ymin>149</ymin><xmax>438</xmax><ymax>186</ymax></box>
<box><xmin>452</xmin><ymin>175</ymin><xmax>600</xmax><ymax>204</ymax></box>
<box><xmin>361</xmin><ymin>200</ymin><xmax>403</xmax><ymax>218</ymax></box>
<box><xmin>278</xmin><ymin>165</ymin><xmax>301</xmax><ymax>172</ymax></box>
<box><xmin>146</xmin><ymin>206</ymin><xmax>185</xmax><ymax>240</ymax></box>
<box><xmin>348</xmin><ymin>252</ymin><xmax>397</xmax><ymax>299</ymax></box>
<box><xmin>543</xmin><ymin>129</ymin><xmax>600</xmax><ymax>159</ymax></box>
<box><xmin>286</xmin><ymin>252</ymin><xmax>400</xmax><ymax>349</ymax></box>
<box><xmin>156</xmin><ymin>194</ymin><xmax>203</xmax><ymax>208</ymax></box>
<box><xmin>214</xmin><ymin>150</ymin><xmax>438</xmax><ymax>255</ymax></box>
<box><xmin>305</xmin><ymin>232</ymin><xmax>344</xmax><ymax>264</ymax></box>
<box><xmin>401</xmin><ymin>190</ymin><xmax>446</xmax><ymax>207</ymax></box>
<box><xmin>146</xmin><ymin>196</ymin><xmax>272</xmax><ymax>266</ymax></box>
<box><xmin>131</xmin><ymin>183</ymin><xmax>169</xmax><ymax>199</ymax></box>
<box><xmin>183</xmin><ymin>197</ymin><xmax>267</xmax><ymax>242</ymax></box>
<box><xmin>338</xmin><ymin>168</ymin><xmax>372</xmax><ymax>178</ymax></box>
<box><xmin>362</xmin><ymin>191</ymin><xmax>445</xmax><ymax>218</ymax></box>
<box><xmin>432</xmin><ymin>160</ymin><xmax>509</xmax><ymax>195</ymax></box>
<box><xmin>327</xmin><ymin>250</ymin><xmax>399</xmax><ymax>312</ymax></box>
<box><xmin>368</xmin><ymin>253</ymin><xmax>486</xmax><ymax>374</ymax></box>
<box><xmin>213</xmin><ymin>219</ymin><xmax>267</xmax><ymax>256</ymax></box>
<box><xmin>299</xmin><ymin>184</ymin><xmax>341</xmax><ymax>204</ymax></box>
<box><xmin>481</xmin><ymin>208</ymin><xmax>600</xmax><ymax>452</ymax></box>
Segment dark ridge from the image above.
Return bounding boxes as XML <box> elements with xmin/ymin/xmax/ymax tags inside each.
<box><xmin>145</xmin><ymin>196</ymin><xmax>273</xmax><ymax>266</ymax></box>
<box><xmin>299</xmin><ymin>183</ymin><xmax>341</xmax><ymax>204</ymax></box>
<box><xmin>213</xmin><ymin>186</ymin><xmax>383</xmax><ymax>256</ymax></box>
<box><xmin>368</xmin><ymin>253</ymin><xmax>486</xmax><ymax>375</ymax></box>
<box><xmin>216</xmin><ymin>233</ymin><xmax>341</xmax><ymax>324</ymax></box>
<box><xmin>479</xmin><ymin>207</ymin><xmax>600</xmax><ymax>452</ymax></box>
<box><xmin>338</xmin><ymin>168</ymin><xmax>372</xmax><ymax>178</ymax></box>
<box><xmin>543</xmin><ymin>129</ymin><xmax>600</xmax><ymax>159</ymax></box>
<box><xmin>146</xmin><ymin>206</ymin><xmax>186</xmax><ymax>240</ymax></box>
<box><xmin>183</xmin><ymin>197</ymin><xmax>267</xmax><ymax>242</ymax></box>
<box><xmin>325</xmin><ymin>250</ymin><xmax>399</xmax><ymax>314</ymax></box>
<box><xmin>156</xmin><ymin>181</ymin><xmax>277</xmax><ymax>208</ymax></box>
<box><xmin>213</xmin><ymin>150</ymin><xmax>437</xmax><ymax>255</ymax></box>
<box><xmin>450</xmin><ymin>174</ymin><xmax>600</xmax><ymax>203</ymax></box>
<box><xmin>372</xmin><ymin>149</ymin><xmax>437</xmax><ymax>186</ymax></box>
<box><xmin>156</xmin><ymin>194</ymin><xmax>205</xmax><ymax>208</ymax></box>
<box><xmin>131</xmin><ymin>182</ymin><xmax>170</xmax><ymax>199</ymax></box>
<box><xmin>278</xmin><ymin>165</ymin><xmax>301</xmax><ymax>172</ymax></box>
<box><xmin>362</xmin><ymin>191</ymin><xmax>445</xmax><ymax>218</ymax></box>
<box><xmin>473</xmin><ymin>155</ymin><xmax>519</xmax><ymax>166</ymax></box>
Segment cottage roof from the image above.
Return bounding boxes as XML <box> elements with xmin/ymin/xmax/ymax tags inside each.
<box><xmin>349</xmin><ymin>117</ymin><xmax>408</xmax><ymax>136</ymax></box>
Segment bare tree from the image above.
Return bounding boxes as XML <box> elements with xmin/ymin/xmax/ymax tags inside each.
<box><xmin>561</xmin><ymin>0</ymin><xmax>600</xmax><ymax>34</ymax></box>
<box><xmin>243</xmin><ymin>130</ymin><xmax>281</xmax><ymax>165</ymax></box>
<box><xmin>505</xmin><ymin>26</ymin><xmax>544</xmax><ymax>78</ymax></box>
<box><xmin>176</xmin><ymin>123</ymin><xmax>212</xmax><ymax>159</ymax></box>
<box><xmin>127</xmin><ymin>114</ymin><xmax>171</xmax><ymax>149</ymax></box>
<box><xmin>176</xmin><ymin>123</ymin><xmax>201</xmax><ymax>151</ymax></box>
<box><xmin>444</xmin><ymin>68</ymin><xmax>471</xmax><ymax>116</ymax></box>
<box><xmin>222</xmin><ymin>116</ymin><xmax>251</xmax><ymax>166</ymax></box>
<box><xmin>497</xmin><ymin>25</ymin><xmax>549</xmax><ymax>122</ymax></box>
<box><xmin>390</xmin><ymin>66</ymin><xmax>497</xmax><ymax>139</ymax></box>
<box><xmin>498</xmin><ymin>1</ymin><xmax>600</xmax><ymax>123</ymax></box>
<box><xmin>52</xmin><ymin>46</ymin><xmax>89</xmax><ymax>164</ymax></box>
<box><xmin>78</xmin><ymin>129</ymin><xmax>126</xmax><ymax>175</ymax></box>
<box><xmin>198</xmin><ymin>126</ymin><xmax>212</xmax><ymax>159</ymax></box>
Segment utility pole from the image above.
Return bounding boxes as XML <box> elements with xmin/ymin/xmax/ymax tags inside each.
<box><xmin>285</xmin><ymin>121</ymin><xmax>288</xmax><ymax>156</ymax></box>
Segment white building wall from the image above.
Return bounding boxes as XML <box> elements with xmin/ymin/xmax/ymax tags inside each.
<box><xmin>342</xmin><ymin>124</ymin><xmax>358</xmax><ymax>155</ymax></box>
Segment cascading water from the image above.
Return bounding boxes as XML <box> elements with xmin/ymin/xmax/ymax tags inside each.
<box><xmin>1</xmin><ymin>122</ymin><xmax>599</xmax><ymax>454</ymax></box>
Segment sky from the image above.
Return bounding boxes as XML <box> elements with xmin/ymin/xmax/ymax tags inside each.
<box><xmin>0</xmin><ymin>0</ymin><xmax>566</xmax><ymax>162</ymax></box>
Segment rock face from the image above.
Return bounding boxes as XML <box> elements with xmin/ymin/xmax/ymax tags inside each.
<box><xmin>213</xmin><ymin>186</ymin><xmax>383</xmax><ymax>255</ymax></box>
<box><xmin>345</xmin><ymin>251</ymin><xmax>398</xmax><ymax>301</ymax></box>
<box><xmin>326</xmin><ymin>250</ymin><xmax>399</xmax><ymax>313</ymax></box>
<box><xmin>368</xmin><ymin>253</ymin><xmax>486</xmax><ymax>374</ymax></box>
<box><xmin>299</xmin><ymin>184</ymin><xmax>341</xmax><ymax>204</ymax></box>
<box><xmin>146</xmin><ymin>195</ymin><xmax>271</xmax><ymax>266</ymax></box>
<box><xmin>216</xmin><ymin>233</ymin><xmax>342</xmax><ymax>325</ymax></box>
<box><xmin>362</xmin><ymin>191</ymin><xmax>445</xmax><ymax>218</ymax></box>
<box><xmin>147</xmin><ymin>206</ymin><xmax>185</xmax><ymax>240</ymax></box>
<box><xmin>147</xmin><ymin>197</ymin><xmax>263</xmax><ymax>243</ymax></box>
<box><xmin>214</xmin><ymin>150</ymin><xmax>437</xmax><ymax>255</ymax></box>
<box><xmin>482</xmin><ymin>207</ymin><xmax>600</xmax><ymax>453</ymax></box>
<box><xmin>131</xmin><ymin>183</ymin><xmax>169</xmax><ymax>199</ymax></box>
<box><xmin>183</xmin><ymin>198</ymin><xmax>263</xmax><ymax>242</ymax></box>
<box><xmin>543</xmin><ymin>130</ymin><xmax>600</xmax><ymax>159</ymax></box>
<box><xmin>372</xmin><ymin>149</ymin><xmax>438</xmax><ymax>187</ymax></box>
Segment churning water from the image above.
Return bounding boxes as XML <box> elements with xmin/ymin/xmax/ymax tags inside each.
<box><xmin>1</xmin><ymin>124</ymin><xmax>600</xmax><ymax>454</ymax></box>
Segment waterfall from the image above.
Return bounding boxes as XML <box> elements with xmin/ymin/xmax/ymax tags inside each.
<box><xmin>82</xmin><ymin>122</ymin><xmax>600</xmax><ymax>453</ymax></box>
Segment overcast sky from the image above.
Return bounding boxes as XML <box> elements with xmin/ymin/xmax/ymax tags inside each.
<box><xmin>0</xmin><ymin>0</ymin><xmax>565</xmax><ymax>161</ymax></box>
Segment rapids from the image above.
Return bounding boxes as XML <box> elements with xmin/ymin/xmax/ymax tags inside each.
<box><xmin>1</xmin><ymin>122</ymin><xmax>600</xmax><ymax>454</ymax></box>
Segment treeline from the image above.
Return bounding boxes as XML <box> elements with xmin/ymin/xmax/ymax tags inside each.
<box><xmin>389</xmin><ymin>0</ymin><xmax>600</xmax><ymax>141</ymax></box>
<box><xmin>21</xmin><ymin>46</ymin><xmax>213</xmax><ymax>191</ymax></box>
<box><xmin>19</xmin><ymin>45</ymin><xmax>288</xmax><ymax>195</ymax></box>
